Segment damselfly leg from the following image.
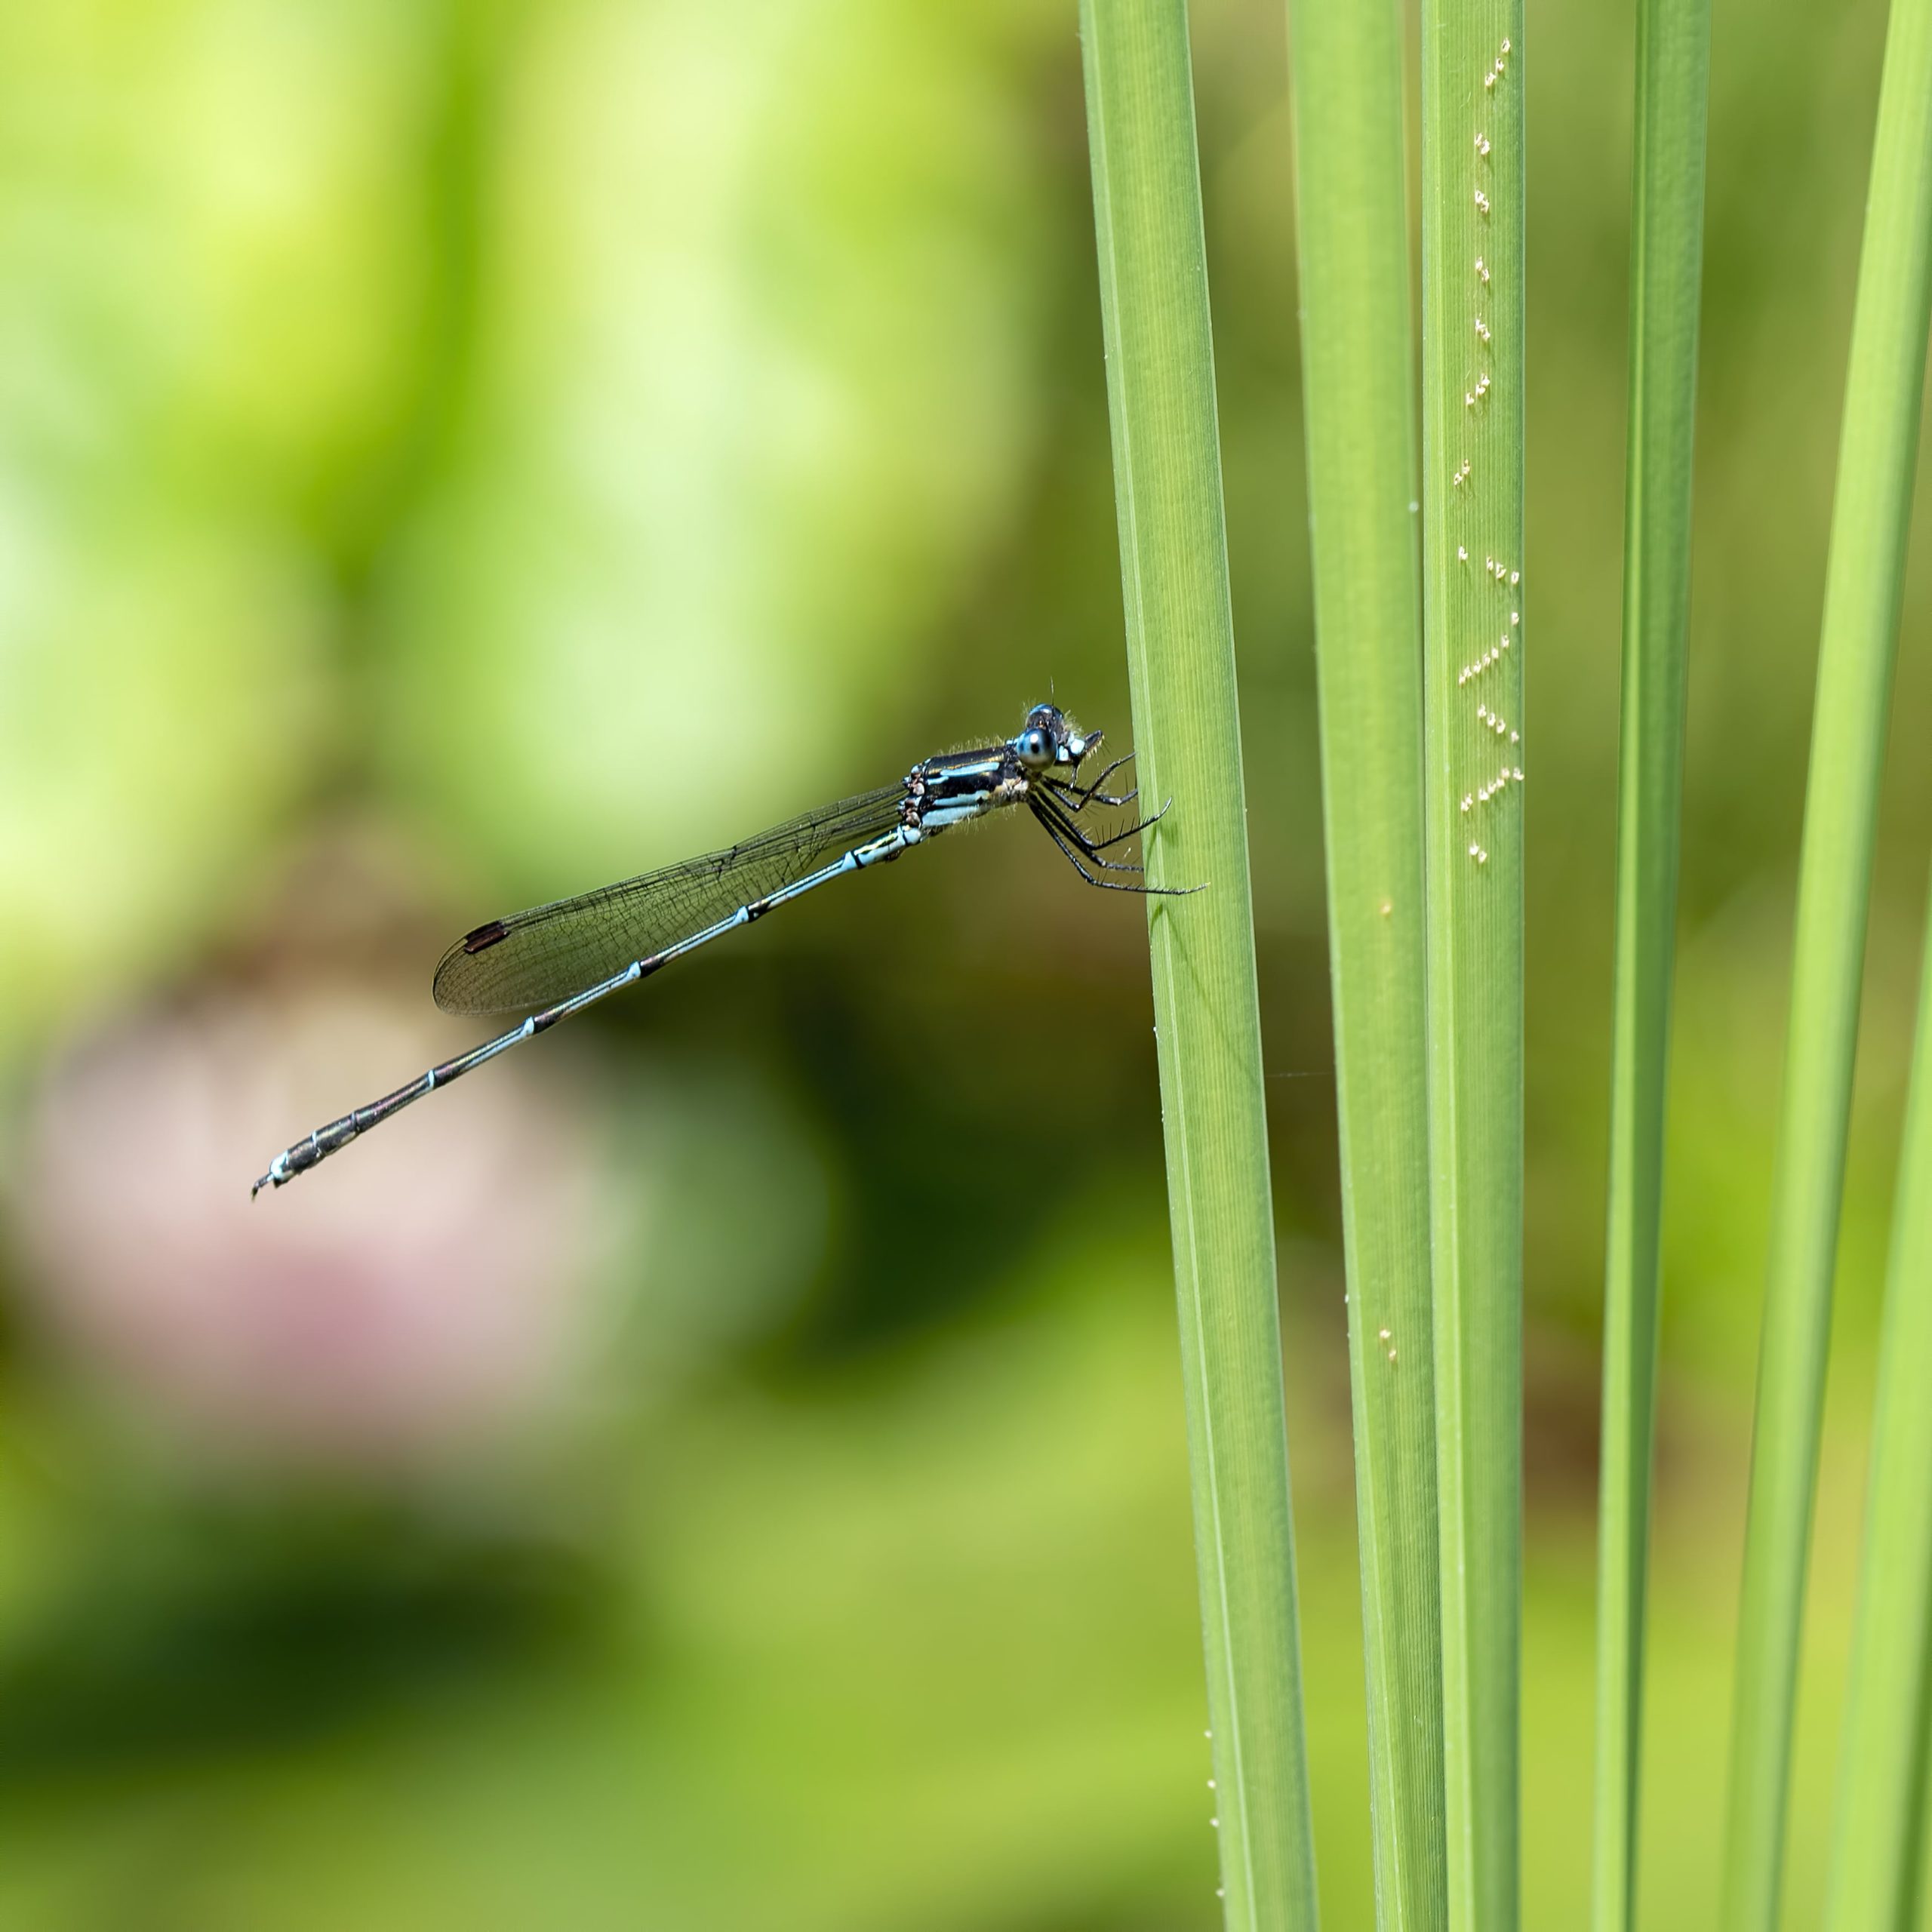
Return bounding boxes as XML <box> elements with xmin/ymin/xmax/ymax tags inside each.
<box><xmin>1048</xmin><ymin>751</ymin><xmax>1137</xmax><ymax>812</ymax></box>
<box><xmin>1026</xmin><ymin>792</ymin><xmax>1193</xmax><ymax>896</ymax></box>
<box><xmin>1054</xmin><ymin>796</ymin><xmax>1169</xmax><ymax>852</ymax></box>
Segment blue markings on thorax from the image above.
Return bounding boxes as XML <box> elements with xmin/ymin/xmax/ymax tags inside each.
<box><xmin>918</xmin><ymin>794</ymin><xmax>994</xmax><ymax>831</ymax></box>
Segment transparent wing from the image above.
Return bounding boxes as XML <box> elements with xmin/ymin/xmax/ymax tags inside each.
<box><xmin>432</xmin><ymin>786</ymin><xmax>906</xmax><ymax>1014</ymax></box>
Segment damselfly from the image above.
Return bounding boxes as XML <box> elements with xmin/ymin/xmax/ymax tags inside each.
<box><xmin>252</xmin><ymin>704</ymin><xmax>1186</xmax><ymax>1195</ymax></box>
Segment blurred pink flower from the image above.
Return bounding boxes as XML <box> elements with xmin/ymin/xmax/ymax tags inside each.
<box><xmin>13</xmin><ymin>991</ymin><xmax>626</xmax><ymax>1466</ymax></box>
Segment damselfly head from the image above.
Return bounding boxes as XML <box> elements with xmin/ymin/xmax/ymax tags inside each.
<box><xmin>1016</xmin><ymin>704</ymin><xmax>1095</xmax><ymax>773</ymax></box>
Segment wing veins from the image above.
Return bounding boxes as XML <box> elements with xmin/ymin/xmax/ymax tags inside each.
<box><xmin>432</xmin><ymin>784</ymin><xmax>906</xmax><ymax>1014</ymax></box>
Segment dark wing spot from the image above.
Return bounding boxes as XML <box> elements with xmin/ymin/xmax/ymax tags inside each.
<box><xmin>462</xmin><ymin>919</ymin><xmax>509</xmax><ymax>955</ymax></box>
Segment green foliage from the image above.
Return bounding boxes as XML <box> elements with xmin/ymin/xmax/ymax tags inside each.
<box><xmin>1287</xmin><ymin>1</ymin><xmax>1444</xmax><ymax>1927</ymax></box>
<box><xmin>1721</xmin><ymin>2</ymin><xmax>1932</xmax><ymax>1924</ymax></box>
<box><xmin>1592</xmin><ymin>2</ymin><xmax>1711</xmax><ymax>1928</ymax></box>
<box><xmin>1080</xmin><ymin>1</ymin><xmax>1317</xmax><ymax>1923</ymax></box>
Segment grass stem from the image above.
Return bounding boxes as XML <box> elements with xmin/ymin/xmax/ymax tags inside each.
<box><xmin>1823</xmin><ymin>860</ymin><xmax>1932</xmax><ymax>1930</ymax></box>
<box><xmin>1419</xmin><ymin>4</ymin><xmax>1526</xmax><ymax>1928</ymax></box>
<box><xmin>1719</xmin><ymin>0</ymin><xmax>1932</xmax><ymax>1924</ymax></box>
<box><xmin>1589</xmin><ymin>0</ymin><xmax>1710</xmax><ymax>1926</ymax></box>
<box><xmin>1286</xmin><ymin>1</ymin><xmax>1444</xmax><ymax>1926</ymax></box>
<box><xmin>1080</xmin><ymin>2</ymin><xmax>1319</xmax><ymax>1924</ymax></box>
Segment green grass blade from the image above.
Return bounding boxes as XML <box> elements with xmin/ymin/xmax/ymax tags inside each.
<box><xmin>1419</xmin><ymin>5</ymin><xmax>1524</xmax><ymax>1930</ymax></box>
<box><xmin>1285</xmin><ymin>2</ymin><xmax>1445</xmax><ymax>1928</ymax></box>
<box><xmin>1078</xmin><ymin>3</ymin><xmax>1318</xmax><ymax>1925</ymax></box>
<box><xmin>1718</xmin><ymin>1</ymin><xmax>1932</xmax><ymax>1925</ymax></box>
<box><xmin>1590</xmin><ymin>0</ymin><xmax>1711</xmax><ymax>1927</ymax></box>
<box><xmin>1824</xmin><ymin>862</ymin><xmax>1932</xmax><ymax>1931</ymax></box>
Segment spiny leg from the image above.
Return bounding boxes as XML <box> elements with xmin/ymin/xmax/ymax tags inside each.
<box><xmin>1030</xmin><ymin>795</ymin><xmax>1146</xmax><ymax>873</ymax></box>
<box><xmin>1084</xmin><ymin>795</ymin><xmax>1171</xmax><ymax>851</ymax></box>
<box><xmin>1034</xmin><ymin>789</ymin><xmax>1172</xmax><ymax>857</ymax></box>
<box><xmin>1027</xmin><ymin>800</ymin><xmax>1195</xmax><ymax>895</ymax></box>
<box><xmin>1047</xmin><ymin>778</ymin><xmax>1140</xmax><ymax>813</ymax></box>
<box><xmin>1051</xmin><ymin>752</ymin><xmax>1137</xmax><ymax>811</ymax></box>
<box><xmin>1032</xmin><ymin>813</ymin><xmax>1150</xmax><ymax>892</ymax></box>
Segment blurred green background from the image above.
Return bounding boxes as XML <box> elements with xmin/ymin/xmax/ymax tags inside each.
<box><xmin>1</xmin><ymin>0</ymin><xmax>1929</xmax><ymax>1925</ymax></box>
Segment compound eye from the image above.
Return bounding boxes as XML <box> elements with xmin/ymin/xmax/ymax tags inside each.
<box><xmin>1019</xmin><ymin>728</ymin><xmax>1053</xmax><ymax>768</ymax></box>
